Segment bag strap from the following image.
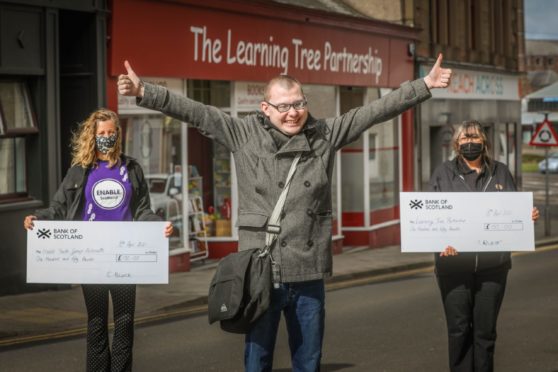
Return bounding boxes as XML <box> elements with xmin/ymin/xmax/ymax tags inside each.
<box><xmin>259</xmin><ymin>152</ymin><xmax>301</xmax><ymax>288</ymax></box>
<box><xmin>257</xmin><ymin>152</ymin><xmax>301</xmax><ymax>259</ymax></box>
<box><xmin>264</xmin><ymin>152</ymin><xmax>302</xmax><ymax>249</ymax></box>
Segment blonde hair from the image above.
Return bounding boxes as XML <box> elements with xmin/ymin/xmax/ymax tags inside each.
<box><xmin>71</xmin><ymin>108</ymin><xmax>122</xmax><ymax>168</ymax></box>
<box><xmin>452</xmin><ymin>120</ymin><xmax>491</xmax><ymax>162</ymax></box>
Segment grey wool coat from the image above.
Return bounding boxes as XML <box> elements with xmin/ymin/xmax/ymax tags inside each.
<box><xmin>138</xmin><ymin>79</ymin><xmax>431</xmax><ymax>282</ymax></box>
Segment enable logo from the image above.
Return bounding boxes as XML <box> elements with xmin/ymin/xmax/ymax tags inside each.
<box><xmin>92</xmin><ymin>179</ymin><xmax>126</xmax><ymax>210</ymax></box>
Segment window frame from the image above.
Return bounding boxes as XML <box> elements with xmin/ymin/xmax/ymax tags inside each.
<box><xmin>0</xmin><ymin>80</ymin><xmax>38</xmax><ymax>203</ymax></box>
<box><xmin>0</xmin><ymin>80</ymin><xmax>39</xmax><ymax>137</ymax></box>
<box><xmin>0</xmin><ymin>137</ymin><xmax>30</xmax><ymax>203</ymax></box>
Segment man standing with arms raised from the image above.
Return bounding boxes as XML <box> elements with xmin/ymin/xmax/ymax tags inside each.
<box><xmin>118</xmin><ymin>55</ymin><xmax>451</xmax><ymax>372</ymax></box>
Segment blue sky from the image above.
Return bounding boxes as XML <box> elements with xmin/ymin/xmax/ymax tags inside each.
<box><xmin>525</xmin><ymin>0</ymin><xmax>558</xmax><ymax>40</ymax></box>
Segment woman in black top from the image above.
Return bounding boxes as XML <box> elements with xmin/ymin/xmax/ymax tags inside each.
<box><xmin>429</xmin><ymin>120</ymin><xmax>539</xmax><ymax>372</ymax></box>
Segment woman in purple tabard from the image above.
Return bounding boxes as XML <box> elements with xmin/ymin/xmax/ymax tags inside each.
<box><xmin>24</xmin><ymin>109</ymin><xmax>173</xmax><ymax>372</ymax></box>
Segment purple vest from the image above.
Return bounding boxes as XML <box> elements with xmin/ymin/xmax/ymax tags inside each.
<box><xmin>82</xmin><ymin>161</ymin><xmax>133</xmax><ymax>221</ymax></box>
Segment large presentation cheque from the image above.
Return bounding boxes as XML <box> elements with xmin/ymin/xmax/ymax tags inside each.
<box><xmin>27</xmin><ymin>221</ymin><xmax>169</xmax><ymax>284</ymax></box>
<box><xmin>400</xmin><ymin>192</ymin><xmax>534</xmax><ymax>253</ymax></box>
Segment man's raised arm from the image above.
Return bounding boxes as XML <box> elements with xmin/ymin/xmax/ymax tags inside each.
<box><xmin>115</xmin><ymin>60</ymin><xmax>251</xmax><ymax>153</ymax></box>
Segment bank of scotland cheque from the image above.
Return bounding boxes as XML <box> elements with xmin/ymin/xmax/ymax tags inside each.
<box><xmin>27</xmin><ymin>221</ymin><xmax>169</xmax><ymax>284</ymax></box>
<box><xmin>400</xmin><ymin>192</ymin><xmax>535</xmax><ymax>252</ymax></box>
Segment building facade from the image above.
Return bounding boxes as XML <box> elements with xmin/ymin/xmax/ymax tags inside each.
<box><xmin>0</xmin><ymin>0</ymin><xmax>108</xmax><ymax>294</ymax></box>
<box><xmin>331</xmin><ymin>0</ymin><xmax>525</xmax><ymax>231</ymax></box>
<box><xmin>108</xmin><ymin>0</ymin><xmax>419</xmax><ymax>262</ymax></box>
<box><xmin>524</xmin><ymin>39</ymin><xmax>558</xmax><ymax>95</ymax></box>
<box><xmin>410</xmin><ymin>0</ymin><xmax>525</xmax><ymax>188</ymax></box>
<box><xmin>0</xmin><ymin>0</ymin><xmax>526</xmax><ymax>295</ymax></box>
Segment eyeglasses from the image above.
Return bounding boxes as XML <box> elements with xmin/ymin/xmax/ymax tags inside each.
<box><xmin>265</xmin><ymin>99</ymin><xmax>307</xmax><ymax>113</ymax></box>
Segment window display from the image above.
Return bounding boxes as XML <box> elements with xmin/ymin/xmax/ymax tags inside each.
<box><xmin>187</xmin><ymin>79</ymin><xmax>233</xmax><ymax>238</ymax></box>
<box><xmin>211</xmin><ymin>142</ymin><xmax>232</xmax><ymax>237</ymax></box>
<box><xmin>187</xmin><ymin>174</ymin><xmax>208</xmax><ymax>257</ymax></box>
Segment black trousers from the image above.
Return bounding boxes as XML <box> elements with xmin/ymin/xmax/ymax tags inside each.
<box><xmin>82</xmin><ymin>284</ymin><xmax>136</xmax><ymax>372</ymax></box>
<box><xmin>436</xmin><ymin>269</ymin><xmax>508</xmax><ymax>372</ymax></box>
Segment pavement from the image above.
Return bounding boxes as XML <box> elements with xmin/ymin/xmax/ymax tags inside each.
<box><xmin>0</xmin><ymin>239</ymin><xmax>557</xmax><ymax>348</ymax></box>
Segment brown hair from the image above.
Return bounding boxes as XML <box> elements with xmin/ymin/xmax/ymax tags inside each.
<box><xmin>263</xmin><ymin>75</ymin><xmax>304</xmax><ymax>101</ymax></box>
<box><xmin>70</xmin><ymin>108</ymin><xmax>122</xmax><ymax>168</ymax></box>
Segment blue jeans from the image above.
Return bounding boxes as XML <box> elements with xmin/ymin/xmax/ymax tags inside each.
<box><xmin>245</xmin><ymin>279</ymin><xmax>325</xmax><ymax>372</ymax></box>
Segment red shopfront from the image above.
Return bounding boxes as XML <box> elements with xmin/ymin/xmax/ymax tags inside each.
<box><xmin>108</xmin><ymin>0</ymin><xmax>418</xmax><ymax>270</ymax></box>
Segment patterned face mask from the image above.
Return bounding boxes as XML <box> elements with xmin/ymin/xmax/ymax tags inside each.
<box><xmin>95</xmin><ymin>134</ymin><xmax>117</xmax><ymax>154</ymax></box>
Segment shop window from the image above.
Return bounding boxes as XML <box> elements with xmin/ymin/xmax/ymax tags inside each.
<box><xmin>0</xmin><ymin>81</ymin><xmax>37</xmax><ymax>201</ymax></box>
<box><xmin>122</xmin><ymin>114</ymin><xmax>185</xmax><ymax>250</ymax></box>
<box><xmin>187</xmin><ymin>80</ymin><xmax>230</xmax><ymax>108</ymax></box>
<box><xmin>341</xmin><ymin>135</ymin><xmax>364</xmax><ymax>213</ymax></box>
<box><xmin>0</xmin><ymin>81</ymin><xmax>37</xmax><ymax>135</ymax></box>
<box><xmin>340</xmin><ymin>86</ymin><xmax>365</xmax><ymax>214</ymax></box>
<box><xmin>340</xmin><ymin>86</ymin><xmax>400</xmax><ymax>225</ymax></box>
<box><xmin>0</xmin><ymin>137</ymin><xmax>26</xmax><ymax>198</ymax></box>
<box><xmin>303</xmin><ymin>84</ymin><xmax>336</xmax><ymax>118</ymax></box>
<box><xmin>209</xmin><ymin>142</ymin><xmax>232</xmax><ymax>237</ymax></box>
<box><xmin>369</xmin><ymin>133</ymin><xmax>377</xmax><ymax>160</ymax></box>
<box><xmin>187</xmin><ymin>80</ymin><xmax>233</xmax><ymax>238</ymax></box>
<box><xmin>368</xmin><ymin>120</ymin><xmax>398</xmax><ymax>212</ymax></box>
<box><xmin>368</xmin><ymin>88</ymin><xmax>399</xmax><ymax>214</ymax></box>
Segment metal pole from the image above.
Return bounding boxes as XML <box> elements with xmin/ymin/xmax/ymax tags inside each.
<box><xmin>545</xmin><ymin>146</ymin><xmax>550</xmax><ymax>236</ymax></box>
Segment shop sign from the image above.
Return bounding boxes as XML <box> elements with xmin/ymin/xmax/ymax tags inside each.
<box><xmin>111</xmin><ymin>0</ymin><xmax>413</xmax><ymax>87</ymax></box>
<box><xmin>187</xmin><ymin>26</ymin><xmax>384</xmax><ymax>83</ymax></box>
<box><xmin>419</xmin><ymin>65</ymin><xmax>519</xmax><ymax>101</ymax></box>
<box><xmin>118</xmin><ymin>78</ymin><xmax>183</xmax><ymax>115</ymax></box>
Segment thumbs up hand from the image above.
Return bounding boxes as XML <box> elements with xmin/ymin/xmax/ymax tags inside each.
<box><xmin>117</xmin><ymin>60</ymin><xmax>144</xmax><ymax>97</ymax></box>
<box><xmin>424</xmin><ymin>54</ymin><xmax>452</xmax><ymax>89</ymax></box>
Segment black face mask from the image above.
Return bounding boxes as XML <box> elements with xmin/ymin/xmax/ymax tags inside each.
<box><xmin>459</xmin><ymin>142</ymin><xmax>483</xmax><ymax>161</ymax></box>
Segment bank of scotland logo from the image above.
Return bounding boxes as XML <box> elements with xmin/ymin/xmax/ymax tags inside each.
<box><xmin>409</xmin><ymin>200</ymin><xmax>423</xmax><ymax>209</ymax></box>
<box><xmin>37</xmin><ymin>228</ymin><xmax>51</xmax><ymax>239</ymax></box>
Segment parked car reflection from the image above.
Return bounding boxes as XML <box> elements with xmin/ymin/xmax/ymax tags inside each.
<box><xmin>538</xmin><ymin>153</ymin><xmax>558</xmax><ymax>174</ymax></box>
<box><xmin>146</xmin><ymin>174</ymin><xmax>182</xmax><ymax>216</ymax></box>
<box><xmin>146</xmin><ymin>173</ymin><xmax>183</xmax><ymax>246</ymax></box>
